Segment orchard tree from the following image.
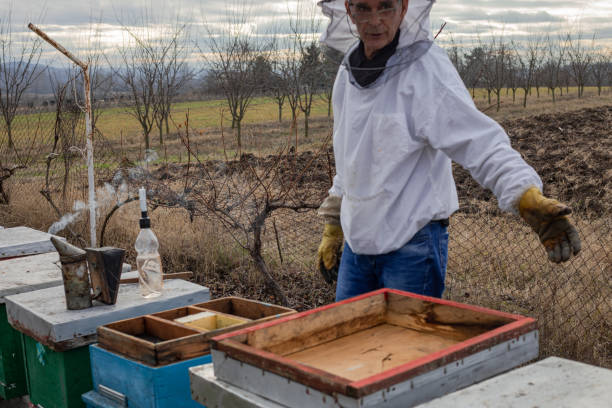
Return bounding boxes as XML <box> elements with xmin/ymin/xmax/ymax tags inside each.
<box><xmin>202</xmin><ymin>1</ymin><xmax>271</xmax><ymax>151</ymax></box>
<box><xmin>566</xmin><ymin>32</ymin><xmax>593</xmax><ymax>98</ymax></box>
<box><xmin>0</xmin><ymin>12</ymin><xmax>43</xmax><ymax>148</ymax></box>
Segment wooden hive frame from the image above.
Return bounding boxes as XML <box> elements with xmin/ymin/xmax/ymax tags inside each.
<box><xmin>210</xmin><ymin>288</ymin><xmax>537</xmax><ymax>399</ymax></box>
<box><xmin>193</xmin><ymin>296</ymin><xmax>295</xmax><ymax>322</ymax></box>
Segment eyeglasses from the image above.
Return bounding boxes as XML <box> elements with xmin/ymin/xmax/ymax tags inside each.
<box><xmin>348</xmin><ymin>2</ymin><xmax>399</xmax><ymax>23</ymax></box>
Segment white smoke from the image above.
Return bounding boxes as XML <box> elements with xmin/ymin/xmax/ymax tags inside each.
<box><xmin>47</xmin><ymin>181</ymin><xmax>129</xmax><ymax>235</ymax></box>
<box><xmin>47</xmin><ymin>146</ymin><xmax>157</xmax><ymax>236</ymax></box>
<box><xmin>48</xmin><ymin>211</ymin><xmax>82</xmax><ymax>235</ymax></box>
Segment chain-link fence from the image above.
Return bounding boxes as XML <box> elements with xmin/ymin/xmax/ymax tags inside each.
<box><xmin>254</xmin><ymin>206</ymin><xmax>611</xmax><ymax>369</ymax></box>
<box><xmin>1</xmin><ymin>102</ymin><xmax>610</xmax><ymax>370</ymax></box>
<box><xmin>0</xmin><ymin>83</ymin><xmax>123</xmax><ymax>245</ymax></box>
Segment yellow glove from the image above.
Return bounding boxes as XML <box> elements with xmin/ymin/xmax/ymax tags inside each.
<box><xmin>317</xmin><ymin>224</ymin><xmax>343</xmax><ymax>283</ymax></box>
<box><xmin>518</xmin><ymin>187</ymin><xmax>581</xmax><ymax>263</ymax></box>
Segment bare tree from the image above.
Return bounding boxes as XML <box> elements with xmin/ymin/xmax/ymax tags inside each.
<box><xmin>513</xmin><ymin>35</ymin><xmax>543</xmax><ymax>107</ymax></box>
<box><xmin>505</xmin><ymin>49</ymin><xmax>519</xmax><ymax>103</ymax></box>
<box><xmin>268</xmin><ymin>35</ymin><xmax>290</xmax><ymax>123</ymax></box>
<box><xmin>446</xmin><ymin>35</ymin><xmax>462</xmax><ymax>72</ymax></box>
<box><xmin>280</xmin><ymin>42</ymin><xmax>301</xmax><ymax>128</ymax></box>
<box><xmin>566</xmin><ymin>32</ymin><xmax>593</xmax><ymax>98</ymax></box>
<box><xmin>201</xmin><ymin>1</ymin><xmax>271</xmax><ymax>152</ymax></box>
<box><xmin>289</xmin><ymin>0</ymin><xmax>323</xmax><ymax>139</ymax></box>
<box><xmin>542</xmin><ymin>34</ymin><xmax>566</xmax><ymax>103</ymax></box>
<box><xmin>113</xmin><ymin>30</ymin><xmax>161</xmax><ymax>152</ymax></box>
<box><xmin>590</xmin><ymin>48</ymin><xmax>610</xmax><ymax>96</ymax></box>
<box><xmin>153</xmin><ymin>22</ymin><xmax>193</xmax><ymax>146</ymax></box>
<box><xmin>0</xmin><ymin>11</ymin><xmax>43</xmax><ymax>149</ymax></box>
<box><xmin>297</xmin><ymin>42</ymin><xmax>322</xmax><ymax>139</ymax></box>
<box><xmin>481</xmin><ymin>34</ymin><xmax>509</xmax><ymax>111</ymax></box>
<box><xmin>176</xmin><ymin>114</ymin><xmax>330</xmax><ymax>305</ymax></box>
<box><xmin>462</xmin><ymin>45</ymin><xmax>485</xmax><ymax>98</ymax></box>
<box><xmin>46</xmin><ymin>71</ymin><xmax>83</xmax><ymax>203</ymax></box>
<box><xmin>319</xmin><ymin>48</ymin><xmax>341</xmax><ymax>117</ymax></box>
<box><xmin>270</xmin><ymin>59</ymin><xmax>287</xmax><ymax>123</ymax></box>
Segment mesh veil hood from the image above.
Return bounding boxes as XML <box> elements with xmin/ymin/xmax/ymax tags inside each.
<box><xmin>317</xmin><ymin>0</ymin><xmax>435</xmax><ymax>54</ymax></box>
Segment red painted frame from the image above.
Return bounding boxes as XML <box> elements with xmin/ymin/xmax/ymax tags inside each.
<box><xmin>211</xmin><ymin>288</ymin><xmax>537</xmax><ymax>398</ymax></box>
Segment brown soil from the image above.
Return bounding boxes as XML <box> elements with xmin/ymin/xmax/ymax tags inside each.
<box><xmin>453</xmin><ymin>105</ymin><xmax>612</xmax><ymax>218</ymax></box>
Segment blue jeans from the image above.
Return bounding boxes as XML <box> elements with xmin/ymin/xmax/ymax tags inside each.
<box><xmin>335</xmin><ymin>221</ymin><xmax>449</xmax><ymax>301</ymax></box>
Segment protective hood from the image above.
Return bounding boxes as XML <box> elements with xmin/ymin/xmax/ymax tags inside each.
<box><xmin>318</xmin><ymin>0</ymin><xmax>435</xmax><ymax>55</ymax></box>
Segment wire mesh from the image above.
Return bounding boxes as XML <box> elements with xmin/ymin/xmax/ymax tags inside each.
<box><xmin>1</xmin><ymin>102</ymin><xmax>610</xmax><ymax>370</ymax></box>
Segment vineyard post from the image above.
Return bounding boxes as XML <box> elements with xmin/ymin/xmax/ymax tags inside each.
<box><xmin>28</xmin><ymin>23</ymin><xmax>97</xmax><ymax>247</ymax></box>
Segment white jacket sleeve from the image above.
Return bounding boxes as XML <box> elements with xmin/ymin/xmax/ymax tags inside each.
<box><xmin>417</xmin><ymin>84</ymin><xmax>542</xmax><ymax>214</ymax></box>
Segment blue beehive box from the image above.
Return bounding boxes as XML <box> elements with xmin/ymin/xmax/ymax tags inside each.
<box><xmin>86</xmin><ymin>298</ymin><xmax>296</xmax><ymax>408</ymax></box>
<box><xmin>85</xmin><ymin>344</ymin><xmax>211</xmax><ymax>408</ymax></box>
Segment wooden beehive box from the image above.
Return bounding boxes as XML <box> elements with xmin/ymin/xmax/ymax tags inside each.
<box><xmin>203</xmin><ymin>289</ymin><xmax>538</xmax><ymax>408</ymax></box>
<box><xmin>98</xmin><ymin>297</ymin><xmax>297</xmax><ymax>367</ymax></box>
<box><xmin>154</xmin><ymin>297</ymin><xmax>296</xmax><ymax>346</ymax></box>
<box><xmin>97</xmin><ymin>315</ymin><xmax>207</xmax><ymax>366</ymax></box>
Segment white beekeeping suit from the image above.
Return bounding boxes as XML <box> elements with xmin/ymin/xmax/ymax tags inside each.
<box><xmin>316</xmin><ymin>0</ymin><xmax>543</xmax><ymax>255</ymax></box>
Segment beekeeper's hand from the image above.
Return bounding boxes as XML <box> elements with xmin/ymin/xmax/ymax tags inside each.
<box><xmin>518</xmin><ymin>187</ymin><xmax>581</xmax><ymax>263</ymax></box>
<box><xmin>317</xmin><ymin>224</ymin><xmax>343</xmax><ymax>283</ymax></box>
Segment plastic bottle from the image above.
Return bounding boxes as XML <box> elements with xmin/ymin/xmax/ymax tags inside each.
<box><xmin>136</xmin><ymin>187</ymin><xmax>163</xmax><ymax>298</ymax></box>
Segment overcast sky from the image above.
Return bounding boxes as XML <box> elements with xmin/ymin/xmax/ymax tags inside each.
<box><xmin>5</xmin><ymin>0</ymin><xmax>612</xmax><ymax>65</ymax></box>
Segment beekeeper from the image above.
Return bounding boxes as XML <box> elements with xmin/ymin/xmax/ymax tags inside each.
<box><xmin>316</xmin><ymin>0</ymin><xmax>581</xmax><ymax>301</ymax></box>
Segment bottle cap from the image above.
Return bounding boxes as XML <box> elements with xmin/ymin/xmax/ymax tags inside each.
<box><xmin>140</xmin><ymin>216</ymin><xmax>151</xmax><ymax>229</ymax></box>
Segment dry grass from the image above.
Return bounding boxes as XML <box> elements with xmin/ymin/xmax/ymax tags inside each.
<box><xmin>446</xmin><ymin>214</ymin><xmax>611</xmax><ymax>367</ymax></box>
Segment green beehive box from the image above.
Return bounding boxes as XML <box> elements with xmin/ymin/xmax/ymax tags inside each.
<box><xmin>0</xmin><ymin>251</ymin><xmax>65</xmax><ymax>400</ymax></box>
<box><xmin>0</xmin><ymin>303</ymin><xmax>28</xmax><ymax>399</ymax></box>
<box><xmin>22</xmin><ymin>335</ymin><xmax>92</xmax><ymax>408</ymax></box>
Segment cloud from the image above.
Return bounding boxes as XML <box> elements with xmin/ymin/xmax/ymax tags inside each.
<box><xmin>439</xmin><ymin>10</ymin><xmax>563</xmax><ymax>24</ymax></box>
<box><xmin>7</xmin><ymin>0</ymin><xmax>612</xmax><ymax>63</ymax></box>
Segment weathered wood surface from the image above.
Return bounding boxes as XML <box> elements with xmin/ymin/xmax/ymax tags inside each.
<box><xmin>0</xmin><ymin>252</ymin><xmax>62</xmax><ymax>303</ymax></box>
<box><xmin>151</xmin><ymin>305</ymin><xmax>209</xmax><ymax>321</ymax></box>
<box><xmin>118</xmin><ymin>271</ymin><xmax>193</xmax><ymax>284</ymax></box>
<box><xmin>4</xmin><ymin>279</ymin><xmax>210</xmax><ymax>351</ymax></box>
<box><xmin>98</xmin><ymin>311</ymin><xmax>248</xmax><ymax>366</ymax></box>
<box><xmin>416</xmin><ymin>356</ymin><xmax>612</xmax><ymax>408</ymax></box>
<box><xmin>211</xmin><ymin>288</ymin><xmax>537</xmax><ymax>399</ymax></box>
<box><xmin>242</xmin><ymin>293</ymin><xmax>386</xmax><ymax>356</ymax></box>
<box><xmin>98</xmin><ymin>318</ymin><xmax>157</xmax><ymax>365</ymax></box>
<box><xmin>196</xmin><ymin>297</ymin><xmax>295</xmax><ymax>320</ymax></box>
<box><xmin>285</xmin><ymin>324</ymin><xmax>459</xmax><ymax>381</ymax></box>
<box><xmin>385</xmin><ymin>292</ymin><xmax>513</xmax><ymax>342</ymax></box>
<box><xmin>0</xmin><ymin>227</ymin><xmax>63</xmax><ymax>259</ymax></box>
<box><xmin>205</xmin><ymin>331</ymin><xmax>538</xmax><ymax>408</ymax></box>
<box><xmin>153</xmin><ymin>299</ymin><xmax>296</xmax><ymax>344</ymax></box>
<box><xmin>175</xmin><ymin>310</ymin><xmax>249</xmax><ymax>331</ymax></box>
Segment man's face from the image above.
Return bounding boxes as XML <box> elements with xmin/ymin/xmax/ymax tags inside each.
<box><xmin>345</xmin><ymin>0</ymin><xmax>409</xmax><ymax>59</ymax></box>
